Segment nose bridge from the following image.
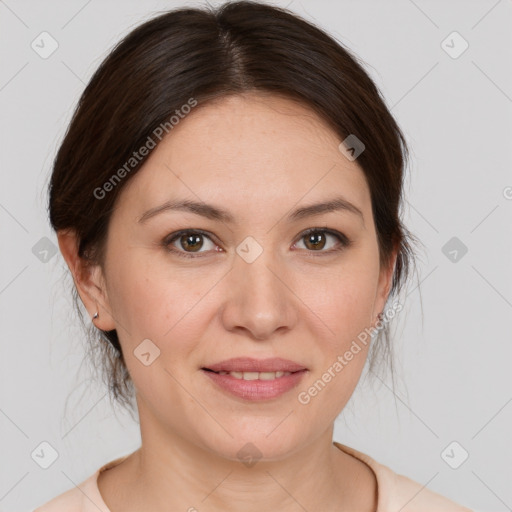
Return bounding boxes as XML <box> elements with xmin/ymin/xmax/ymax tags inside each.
<box><xmin>221</xmin><ymin>235</ymin><xmax>296</xmax><ymax>338</ymax></box>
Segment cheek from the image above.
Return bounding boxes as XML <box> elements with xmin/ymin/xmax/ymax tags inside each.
<box><xmin>106</xmin><ymin>253</ymin><xmax>213</xmax><ymax>353</ymax></box>
<box><xmin>105</xmin><ymin>258</ymin><xmax>204</xmax><ymax>404</ymax></box>
<box><xmin>303</xmin><ymin>249</ymin><xmax>380</xmax><ymax>347</ymax></box>
<box><xmin>295</xmin><ymin>262</ymin><xmax>379</xmax><ymax>420</ymax></box>
<box><xmin>327</xmin><ymin>277</ymin><xmax>377</xmax><ymax>342</ymax></box>
<box><xmin>104</xmin><ymin>254</ymin><xmax>177</xmax><ymax>341</ymax></box>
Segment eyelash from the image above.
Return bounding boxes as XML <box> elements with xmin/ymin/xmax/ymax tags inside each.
<box><xmin>163</xmin><ymin>228</ymin><xmax>352</xmax><ymax>259</ymax></box>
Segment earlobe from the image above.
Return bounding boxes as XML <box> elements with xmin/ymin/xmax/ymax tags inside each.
<box><xmin>56</xmin><ymin>229</ymin><xmax>116</xmax><ymax>331</ymax></box>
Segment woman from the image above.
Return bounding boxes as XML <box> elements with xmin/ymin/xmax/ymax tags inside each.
<box><xmin>34</xmin><ymin>1</ymin><xmax>472</xmax><ymax>510</ymax></box>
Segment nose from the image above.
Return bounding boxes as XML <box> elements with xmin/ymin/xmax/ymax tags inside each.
<box><xmin>220</xmin><ymin>245</ymin><xmax>298</xmax><ymax>340</ymax></box>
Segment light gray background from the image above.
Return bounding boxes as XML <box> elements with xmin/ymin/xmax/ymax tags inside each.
<box><xmin>1</xmin><ymin>0</ymin><xmax>511</xmax><ymax>511</ymax></box>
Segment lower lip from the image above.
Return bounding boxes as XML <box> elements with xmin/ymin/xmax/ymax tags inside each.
<box><xmin>201</xmin><ymin>369</ymin><xmax>307</xmax><ymax>401</ymax></box>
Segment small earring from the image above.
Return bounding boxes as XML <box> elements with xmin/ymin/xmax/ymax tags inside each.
<box><xmin>92</xmin><ymin>311</ymin><xmax>99</xmax><ymax>320</ymax></box>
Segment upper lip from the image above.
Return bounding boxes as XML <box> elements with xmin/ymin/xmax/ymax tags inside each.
<box><xmin>203</xmin><ymin>357</ymin><xmax>307</xmax><ymax>373</ymax></box>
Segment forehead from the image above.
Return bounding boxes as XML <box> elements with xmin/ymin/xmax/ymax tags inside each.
<box><xmin>115</xmin><ymin>93</ymin><xmax>370</xmax><ymax>223</ymax></box>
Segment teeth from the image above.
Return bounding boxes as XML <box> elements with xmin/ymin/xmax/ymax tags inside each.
<box><xmin>216</xmin><ymin>370</ymin><xmax>292</xmax><ymax>380</ymax></box>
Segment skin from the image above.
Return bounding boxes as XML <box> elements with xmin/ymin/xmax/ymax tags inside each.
<box><xmin>58</xmin><ymin>92</ymin><xmax>397</xmax><ymax>512</ymax></box>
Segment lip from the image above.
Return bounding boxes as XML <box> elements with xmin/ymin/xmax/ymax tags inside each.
<box><xmin>201</xmin><ymin>368</ymin><xmax>308</xmax><ymax>401</ymax></box>
<box><xmin>202</xmin><ymin>357</ymin><xmax>307</xmax><ymax>373</ymax></box>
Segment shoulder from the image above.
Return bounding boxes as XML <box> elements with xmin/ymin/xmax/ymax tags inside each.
<box><xmin>333</xmin><ymin>442</ymin><xmax>473</xmax><ymax>512</ymax></box>
<box><xmin>32</xmin><ymin>456</ymin><xmax>128</xmax><ymax>512</ymax></box>
<box><xmin>31</xmin><ymin>472</ymin><xmax>100</xmax><ymax>512</ymax></box>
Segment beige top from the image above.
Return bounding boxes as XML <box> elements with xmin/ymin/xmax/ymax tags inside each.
<box><xmin>33</xmin><ymin>441</ymin><xmax>473</xmax><ymax>511</ymax></box>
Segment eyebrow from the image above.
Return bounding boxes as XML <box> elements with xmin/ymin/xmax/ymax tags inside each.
<box><xmin>137</xmin><ymin>196</ymin><xmax>364</xmax><ymax>225</ymax></box>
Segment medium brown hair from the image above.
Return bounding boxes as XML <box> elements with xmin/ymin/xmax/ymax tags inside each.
<box><xmin>48</xmin><ymin>0</ymin><xmax>419</xmax><ymax>413</ymax></box>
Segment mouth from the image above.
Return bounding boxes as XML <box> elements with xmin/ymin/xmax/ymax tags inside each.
<box><xmin>200</xmin><ymin>357</ymin><xmax>308</xmax><ymax>401</ymax></box>
<box><xmin>202</xmin><ymin>356</ymin><xmax>307</xmax><ymax>374</ymax></box>
<box><xmin>201</xmin><ymin>368</ymin><xmax>305</xmax><ymax>380</ymax></box>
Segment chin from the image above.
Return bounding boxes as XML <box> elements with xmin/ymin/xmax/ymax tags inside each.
<box><xmin>196</xmin><ymin>420</ymin><xmax>309</xmax><ymax>464</ymax></box>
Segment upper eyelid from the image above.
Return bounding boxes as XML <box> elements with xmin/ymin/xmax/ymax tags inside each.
<box><xmin>166</xmin><ymin>229</ymin><xmax>218</xmax><ymax>246</ymax></box>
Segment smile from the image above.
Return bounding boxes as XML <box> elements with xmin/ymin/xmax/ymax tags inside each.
<box><xmin>201</xmin><ymin>368</ymin><xmax>308</xmax><ymax>401</ymax></box>
<box><xmin>205</xmin><ymin>369</ymin><xmax>294</xmax><ymax>380</ymax></box>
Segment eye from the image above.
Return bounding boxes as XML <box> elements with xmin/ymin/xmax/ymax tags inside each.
<box><xmin>293</xmin><ymin>228</ymin><xmax>351</xmax><ymax>255</ymax></box>
<box><xmin>163</xmin><ymin>227</ymin><xmax>351</xmax><ymax>260</ymax></box>
<box><xmin>164</xmin><ymin>229</ymin><xmax>219</xmax><ymax>259</ymax></box>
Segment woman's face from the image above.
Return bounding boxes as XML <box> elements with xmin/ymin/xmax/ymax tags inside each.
<box><xmin>80</xmin><ymin>93</ymin><xmax>395</xmax><ymax>460</ymax></box>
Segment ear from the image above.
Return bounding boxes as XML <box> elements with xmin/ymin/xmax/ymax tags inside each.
<box><xmin>373</xmin><ymin>243</ymin><xmax>399</xmax><ymax>325</ymax></box>
<box><xmin>57</xmin><ymin>229</ymin><xmax>116</xmax><ymax>332</ymax></box>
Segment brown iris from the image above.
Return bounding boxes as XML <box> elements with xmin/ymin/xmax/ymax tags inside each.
<box><xmin>303</xmin><ymin>231</ymin><xmax>327</xmax><ymax>251</ymax></box>
<box><xmin>179</xmin><ymin>233</ymin><xmax>204</xmax><ymax>252</ymax></box>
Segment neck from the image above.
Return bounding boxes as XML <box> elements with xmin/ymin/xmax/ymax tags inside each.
<box><xmin>98</xmin><ymin>404</ymin><xmax>377</xmax><ymax>512</ymax></box>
